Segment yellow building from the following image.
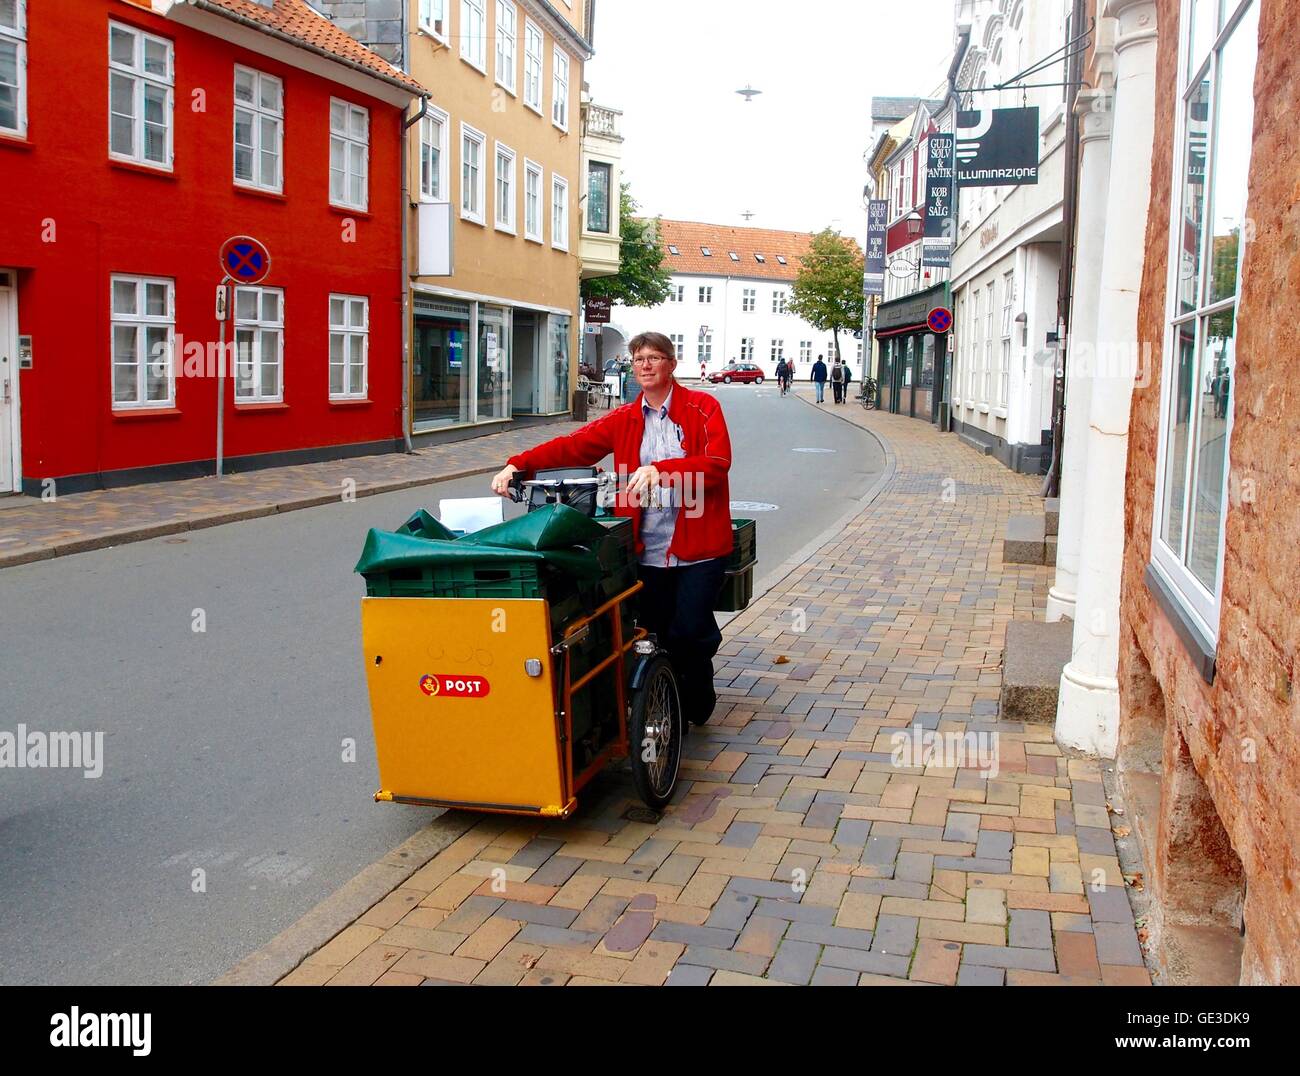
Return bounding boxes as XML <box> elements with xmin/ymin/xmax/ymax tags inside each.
<box><xmin>318</xmin><ymin>0</ymin><xmax>605</xmax><ymax>437</ymax></box>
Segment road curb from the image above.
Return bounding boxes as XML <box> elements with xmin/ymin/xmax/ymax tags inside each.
<box><xmin>212</xmin><ymin>811</ymin><xmax>477</xmax><ymax>986</ymax></box>
<box><xmin>0</xmin><ymin>464</ymin><xmax>500</xmax><ymax>571</ymax></box>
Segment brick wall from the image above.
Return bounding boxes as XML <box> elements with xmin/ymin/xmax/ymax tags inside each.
<box><xmin>1119</xmin><ymin>0</ymin><xmax>1299</xmax><ymax>983</ymax></box>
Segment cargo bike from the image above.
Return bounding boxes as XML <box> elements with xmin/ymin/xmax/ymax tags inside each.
<box><xmin>355</xmin><ymin>469</ymin><xmax>757</xmax><ymax>819</ymax></box>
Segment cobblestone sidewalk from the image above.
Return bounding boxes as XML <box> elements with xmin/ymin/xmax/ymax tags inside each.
<box><xmin>0</xmin><ymin>420</ymin><xmax>583</xmax><ymax>569</ymax></box>
<box><xmin>275</xmin><ymin>393</ymin><xmax>1149</xmax><ymax>987</ymax></box>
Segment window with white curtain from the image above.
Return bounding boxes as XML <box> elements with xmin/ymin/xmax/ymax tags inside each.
<box><xmin>495</xmin><ymin>2</ymin><xmax>516</xmax><ymax>94</ymax></box>
<box><xmin>420</xmin><ymin>106</ymin><xmax>448</xmax><ymax>201</ymax></box>
<box><xmin>110</xmin><ymin>275</ymin><xmax>174</xmax><ymax>408</ymax></box>
<box><xmin>233</xmin><ymin>286</ymin><xmax>284</xmax><ymax>403</ymax></box>
<box><xmin>551</xmin><ymin>47</ymin><xmax>569</xmax><ymax>130</ymax></box>
<box><xmin>0</xmin><ymin>0</ymin><xmax>28</xmax><ymax>137</ymax></box>
<box><xmin>418</xmin><ymin>0</ymin><xmax>447</xmax><ymax>40</ymax></box>
<box><xmin>523</xmin><ymin>19</ymin><xmax>543</xmax><ymax>113</ymax></box>
<box><xmin>523</xmin><ymin>158</ymin><xmax>542</xmax><ymax>242</ymax></box>
<box><xmin>108</xmin><ymin>21</ymin><xmax>173</xmax><ymax>168</ymax></box>
<box><xmin>461</xmin><ymin>123</ymin><xmax>485</xmax><ymax>222</ymax></box>
<box><xmin>460</xmin><ymin>0</ymin><xmax>486</xmax><ymax>71</ymax></box>
<box><xmin>551</xmin><ymin>174</ymin><xmax>568</xmax><ymax>250</ymax></box>
<box><xmin>233</xmin><ymin>66</ymin><xmax>283</xmax><ymax>193</ymax></box>
<box><xmin>494</xmin><ymin>142</ymin><xmax>516</xmax><ymax>233</ymax></box>
<box><xmin>329</xmin><ymin>295</ymin><xmax>368</xmax><ymax>400</ymax></box>
<box><xmin>329</xmin><ymin>99</ymin><xmax>369</xmax><ymax>210</ymax></box>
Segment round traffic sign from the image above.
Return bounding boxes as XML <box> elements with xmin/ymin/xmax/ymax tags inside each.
<box><xmin>927</xmin><ymin>306</ymin><xmax>953</xmax><ymax>334</ymax></box>
<box><xmin>219</xmin><ymin>235</ymin><xmax>272</xmax><ymax>285</ymax></box>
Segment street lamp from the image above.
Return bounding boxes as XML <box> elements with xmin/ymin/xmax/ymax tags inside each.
<box><xmin>905</xmin><ymin>210</ymin><xmax>924</xmax><ymax>290</ymax></box>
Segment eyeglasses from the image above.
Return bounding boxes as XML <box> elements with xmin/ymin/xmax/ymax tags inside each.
<box><xmin>631</xmin><ymin>355</ymin><xmax>672</xmax><ymax>367</ymax></box>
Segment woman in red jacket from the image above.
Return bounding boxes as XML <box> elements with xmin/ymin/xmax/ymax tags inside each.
<box><xmin>491</xmin><ymin>331</ymin><xmax>733</xmax><ymax>726</ymax></box>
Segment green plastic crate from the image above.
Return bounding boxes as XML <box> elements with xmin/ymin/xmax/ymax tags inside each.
<box><xmin>714</xmin><ymin>564</ymin><xmax>754</xmax><ymax>612</ymax></box>
<box><xmin>728</xmin><ymin>519</ymin><xmax>757</xmax><ymax>573</ymax></box>
<box><xmin>364</xmin><ymin>559</ymin><xmax>548</xmax><ymax>600</ymax></box>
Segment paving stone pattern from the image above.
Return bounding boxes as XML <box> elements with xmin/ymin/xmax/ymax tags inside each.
<box><xmin>277</xmin><ymin>394</ymin><xmax>1150</xmax><ymax>987</ymax></box>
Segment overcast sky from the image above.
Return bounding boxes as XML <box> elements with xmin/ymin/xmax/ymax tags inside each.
<box><xmin>584</xmin><ymin>0</ymin><xmax>956</xmax><ymax>244</ymax></box>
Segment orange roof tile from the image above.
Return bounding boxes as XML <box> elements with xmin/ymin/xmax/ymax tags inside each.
<box><xmin>189</xmin><ymin>0</ymin><xmax>427</xmax><ymax>96</ymax></box>
<box><xmin>654</xmin><ymin>219</ymin><xmax>860</xmax><ymax>282</ymax></box>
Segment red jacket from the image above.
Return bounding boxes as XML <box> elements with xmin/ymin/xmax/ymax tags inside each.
<box><xmin>507</xmin><ymin>381</ymin><xmax>733</xmax><ymax>562</ymax></box>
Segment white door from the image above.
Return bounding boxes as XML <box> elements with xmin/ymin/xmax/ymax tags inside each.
<box><xmin>0</xmin><ymin>274</ymin><xmax>18</xmax><ymax>494</ymax></box>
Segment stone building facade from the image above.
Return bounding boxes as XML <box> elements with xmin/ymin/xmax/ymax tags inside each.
<box><xmin>1116</xmin><ymin>0</ymin><xmax>1296</xmax><ymax>984</ymax></box>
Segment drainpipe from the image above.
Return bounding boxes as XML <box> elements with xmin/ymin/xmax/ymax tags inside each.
<box><xmin>400</xmin><ymin>93</ymin><xmax>427</xmax><ymax>455</ymax></box>
<box><xmin>1046</xmin><ymin>0</ymin><xmax>1088</xmax><ymax>496</ymax></box>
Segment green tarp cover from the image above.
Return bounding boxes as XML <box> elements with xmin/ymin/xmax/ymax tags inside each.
<box><xmin>395</xmin><ymin>508</ymin><xmax>457</xmax><ymax>541</ymax></box>
<box><xmin>354</xmin><ymin>503</ymin><xmax>609</xmax><ymax>579</ymax></box>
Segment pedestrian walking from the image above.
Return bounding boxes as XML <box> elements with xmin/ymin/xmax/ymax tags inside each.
<box><xmin>841</xmin><ymin>361</ymin><xmax>853</xmax><ymax>405</ymax></box>
<box><xmin>830</xmin><ymin>357</ymin><xmax>845</xmax><ymax>404</ymax></box>
<box><xmin>812</xmin><ymin>354</ymin><xmax>828</xmax><ymax>404</ymax></box>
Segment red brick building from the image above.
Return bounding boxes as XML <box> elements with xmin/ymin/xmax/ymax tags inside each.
<box><xmin>1117</xmin><ymin>0</ymin><xmax>1297</xmax><ymax>983</ymax></box>
<box><xmin>0</xmin><ymin>0</ymin><xmax>426</xmax><ymax>494</ymax></box>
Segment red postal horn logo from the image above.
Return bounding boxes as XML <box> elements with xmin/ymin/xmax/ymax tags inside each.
<box><xmin>420</xmin><ymin>674</ymin><xmax>490</xmax><ymax>698</ymax></box>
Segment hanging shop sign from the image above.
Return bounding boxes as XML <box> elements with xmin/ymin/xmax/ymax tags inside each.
<box><xmin>863</xmin><ymin>199</ymin><xmax>888</xmax><ymax>297</ymax></box>
<box><xmin>923</xmin><ymin>134</ymin><xmax>956</xmax><ymax>268</ymax></box>
<box><xmin>583</xmin><ymin>297</ymin><xmax>612</xmax><ymax>324</ymax></box>
<box><xmin>955</xmin><ymin>106</ymin><xmax>1040</xmax><ymax>187</ymax></box>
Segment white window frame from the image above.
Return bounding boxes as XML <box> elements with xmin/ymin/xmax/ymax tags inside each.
<box><xmin>770</xmin><ymin>339</ymin><xmax>785</xmax><ymax>364</ymax></box>
<box><xmin>494</xmin><ymin>141</ymin><xmax>516</xmax><ymax>234</ymax></box>
<box><xmin>419</xmin><ymin>104</ymin><xmax>450</xmax><ymax>202</ymax></box>
<box><xmin>697</xmin><ymin>331</ymin><xmax>713</xmax><ymax>364</ymax></box>
<box><xmin>418</xmin><ymin>0</ymin><xmax>449</xmax><ymax>42</ymax></box>
<box><xmin>233</xmin><ymin>65</ymin><xmax>283</xmax><ymax>194</ymax></box>
<box><xmin>460</xmin><ymin>122</ymin><xmax>486</xmax><ymax>224</ymax></box>
<box><xmin>329</xmin><ymin>294</ymin><xmax>369</xmax><ymax>401</ymax></box>
<box><xmin>740</xmin><ymin>337</ymin><xmax>755</xmax><ymax>363</ymax></box>
<box><xmin>551</xmin><ymin>173</ymin><xmax>569</xmax><ymax>251</ymax></box>
<box><xmin>551</xmin><ymin>46</ymin><xmax>569</xmax><ymax>131</ymax></box>
<box><xmin>981</xmin><ymin>283</ymin><xmax>994</xmax><ymax>407</ymax></box>
<box><xmin>495</xmin><ymin>1</ymin><xmax>517</xmax><ymax>95</ymax></box>
<box><xmin>460</xmin><ymin>0</ymin><xmax>487</xmax><ymax>73</ymax></box>
<box><xmin>110</xmin><ymin>274</ymin><xmax>174</xmax><ymax>410</ymax></box>
<box><xmin>698</xmin><ymin>285</ymin><xmax>713</xmax><ymax>304</ymax></box>
<box><xmin>998</xmin><ymin>270</ymin><xmax>1014</xmax><ymax>410</ymax></box>
<box><xmin>667</xmin><ymin>284</ymin><xmax>684</xmax><ymax>304</ymax></box>
<box><xmin>741</xmin><ymin>288</ymin><xmax>755</xmax><ymax>312</ymax></box>
<box><xmin>233</xmin><ymin>286</ymin><xmax>284</xmax><ymax>403</ymax></box>
<box><xmin>329</xmin><ymin>98</ymin><xmax>369</xmax><ymax>211</ymax></box>
<box><xmin>523</xmin><ymin>157</ymin><xmax>543</xmax><ymax>242</ymax></box>
<box><xmin>969</xmin><ymin>288</ymin><xmax>981</xmax><ymax>403</ymax></box>
<box><xmin>800</xmin><ymin>341</ymin><xmax>812</xmax><ymax>363</ymax></box>
<box><xmin>0</xmin><ymin>0</ymin><xmax>28</xmax><ymax>138</ymax></box>
<box><xmin>1149</xmin><ymin>0</ymin><xmax>1258</xmax><ymax>643</ymax></box>
<box><xmin>772</xmin><ymin>290</ymin><xmax>787</xmax><ymax>315</ymax></box>
<box><xmin>108</xmin><ymin>21</ymin><xmax>174</xmax><ymax>170</ymax></box>
<box><xmin>670</xmin><ymin>333</ymin><xmax>686</xmax><ymax>361</ymax></box>
<box><xmin>523</xmin><ymin>19</ymin><xmax>543</xmax><ymax>114</ymax></box>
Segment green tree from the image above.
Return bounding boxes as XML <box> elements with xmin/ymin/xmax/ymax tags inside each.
<box><xmin>581</xmin><ymin>183</ymin><xmax>672</xmax><ymax>307</ymax></box>
<box><xmin>788</xmin><ymin>227</ymin><xmax>865</xmax><ymax>365</ymax></box>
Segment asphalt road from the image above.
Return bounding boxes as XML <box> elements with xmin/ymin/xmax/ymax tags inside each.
<box><xmin>0</xmin><ymin>385</ymin><xmax>884</xmax><ymax>985</ymax></box>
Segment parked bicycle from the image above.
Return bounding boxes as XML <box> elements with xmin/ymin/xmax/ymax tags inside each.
<box><xmin>859</xmin><ymin>376</ymin><xmax>879</xmax><ymax>411</ymax></box>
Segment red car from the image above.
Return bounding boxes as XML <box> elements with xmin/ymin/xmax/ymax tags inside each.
<box><xmin>708</xmin><ymin>363</ymin><xmax>765</xmax><ymax>385</ymax></box>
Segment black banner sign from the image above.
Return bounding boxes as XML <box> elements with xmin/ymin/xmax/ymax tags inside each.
<box><xmin>955</xmin><ymin>106</ymin><xmax>1040</xmax><ymax>187</ymax></box>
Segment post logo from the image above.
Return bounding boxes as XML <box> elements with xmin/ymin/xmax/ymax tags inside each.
<box><xmin>419</xmin><ymin>674</ymin><xmax>490</xmax><ymax>698</ymax></box>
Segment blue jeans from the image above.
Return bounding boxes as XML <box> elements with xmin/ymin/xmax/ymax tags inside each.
<box><xmin>815</xmin><ymin>381</ymin><xmax>825</xmax><ymax>402</ymax></box>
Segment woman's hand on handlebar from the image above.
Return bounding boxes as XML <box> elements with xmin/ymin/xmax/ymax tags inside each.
<box><xmin>490</xmin><ymin>464</ymin><xmax>520</xmax><ymax>497</ymax></box>
<box><xmin>626</xmin><ymin>464</ymin><xmax>661</xmax><ymax>505</ymax></box>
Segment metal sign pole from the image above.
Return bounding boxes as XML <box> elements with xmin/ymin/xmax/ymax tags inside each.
<box><xmin>216</xmin><ymin>276</ymin><xmax>230</xmax><ymax>478</ymax></box>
